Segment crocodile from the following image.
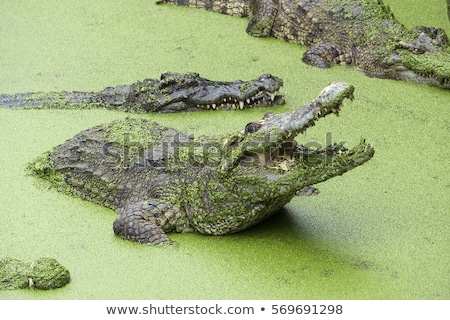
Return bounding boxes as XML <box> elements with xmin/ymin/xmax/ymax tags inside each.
<box><xmin>0</xmin><ymin>72</ymin><xmax>284</xmax><ymax>112</ymax></box>
<box><xmin>29</xmin><ymin>82</ymin><xmax>374</xmax><ymax>244</ymax></box>
<box><xmin>158</xmin><ymin>0</ymin><xmax>450</xmax><ymax>89</ymax></box>
<box><xmin>0</xmin><ymin>257</ymin><xmax>70</xmax><ymax>290</ymax></box>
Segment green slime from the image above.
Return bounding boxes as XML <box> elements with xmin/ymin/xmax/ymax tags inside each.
<box><xmin>0</xmin><ymin>0</ymin><xmax>449</xmax><ymax>299</ymax></box>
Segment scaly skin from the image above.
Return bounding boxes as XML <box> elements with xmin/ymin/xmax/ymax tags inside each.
<box><xmin>0</xmin><ymin>72</ymin><xmax>284</xmax><ymax>113</ymax></box>
<box><xmin>0</xmin><ymin>257</ymin><xmax>70</xmax><ymax>290</ymax></box>
<box><xmin>159</xmin><ymin>0</ymin><xmax>450</xmax><ymax>89</ymax></box>
<box><xmin>29</xmin><ymin>82</ymin><xmax>374</xmax><ymax>244</ymax></box>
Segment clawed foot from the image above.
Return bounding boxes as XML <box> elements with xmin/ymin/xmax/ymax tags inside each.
<box><xmin>113</xmin><ymin>200</ymin><xmax>182</xmax><ymax>245</ymax></box>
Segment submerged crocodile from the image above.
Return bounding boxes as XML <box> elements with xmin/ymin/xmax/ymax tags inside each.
<box><xmin>159</xmin><ymin>0</ymin><xmax>450</xmax><ymax>89</ymax></box>
<box><xmin>0</xmin><ymin>257</ymin><xmax>70</xmax><ymax>290</ymax></box>
<box><xmin>29</xmin><ymin>82</ymin><xmax>374</xmax><ymax>244</ymax></box>
<box><xmin>0</xmin><ymin>72</ymin><xmax>284</xmax><ymax>112</ymax></box>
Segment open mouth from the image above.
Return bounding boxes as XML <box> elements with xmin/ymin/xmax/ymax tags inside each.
<box><xmin>268</xmin><ymin>136</ymin><xmax>372</xmax><ymax>172</ymax></box>
<box><xmin>264</xmin><ymin>102</ymin><xmax>350</xmax><ymax>170</ymax></box>
<box><xmin>244</xmin><ymin>82</ymin><xmax>360</xmax><ymax>169</ymax></box>
<box><xmin>221</xmin><ymin>82</ymin><xmax>374</xmax><ymax>172</ymax></box>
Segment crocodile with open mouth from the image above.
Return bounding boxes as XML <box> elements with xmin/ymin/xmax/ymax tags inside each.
<box><xmin>159</xmin><ymin>0</ymin><xmax>450</xmax><ymax>89</ymax></box>
<box><xmin>29</xmin><ymin>82</ymin><xmax>374</xmax><ymax>244</ymax></box>
<box><xmin>0</xmin><ymin>72</ymin><xmax>284</xmax><ymax>112</ymax></box>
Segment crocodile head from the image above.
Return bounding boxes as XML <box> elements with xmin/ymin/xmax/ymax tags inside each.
<box><xmin>364</xmin><ymin>27</ymin><xmax>450</xmax><ymax>89</ymax></box>
<box><xmin>221</xmin><ymin>82</ymin><xmax>373</xmax><ymax>171</ymax></box>
<box><xmin>183</xmin><ymin>82</ymin><xmax>375</xmax><ymax>235</ymax></box>
<box><xmin>146</xmin><ymin>72</ymin><xmax>285</xmax><ymax>112</ymax></box>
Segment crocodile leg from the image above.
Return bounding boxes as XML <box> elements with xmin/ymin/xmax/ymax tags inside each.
<box><xmin>302</xmin><ymin>43</ymin><xmax>354</xmax><ymax>68</ymax></box>
<box><xmin>113</xmin><ymin>199</ymin><xmax>189</xmax><ymax>244</ymax></box>
<box><xmin>246</xmin><ymin>0</ymin><xmax>279</xmax><ymax>37</ymax></box>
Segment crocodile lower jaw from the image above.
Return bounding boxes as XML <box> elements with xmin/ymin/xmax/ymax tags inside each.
<box><xmin>195</xmin><ymin>91</ymin><xmax>285</xmax><ymax>110</ymax></box>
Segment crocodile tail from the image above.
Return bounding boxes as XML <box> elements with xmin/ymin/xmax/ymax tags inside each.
<box><xmin>0</xmin><ymin>84</ymin><xmax>133</xmax><ymax>110</ymax></box>
<box><xmin>0</xmin><ymin>91</ymin><xmax>96</xmax><ymax>109</ymax></box>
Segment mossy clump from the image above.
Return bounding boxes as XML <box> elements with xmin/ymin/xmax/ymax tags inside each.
<box><xmin>0</xmin><ymin>257</ymin><xmax>70</xmax><ymax>290</ymax></box>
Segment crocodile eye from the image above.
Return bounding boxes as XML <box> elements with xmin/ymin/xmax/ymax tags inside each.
<box><xmin>262</xmin><ymin>112</ymin><xmax>275</xmax><ymax>119</ymax></box>
<box><xmin>410</xmin><ymin>46</ymin><xmax>425</xmax><ymax>54</ymax></box>
<box><xmin>244</xmin><ymin>122</ymin><xmax>262</xmax><ymax>134</ymax></box>
<box><xmin>259</xmin><ymin>74</ymin><xmax>274</xmax><ymax>81</ymax></box>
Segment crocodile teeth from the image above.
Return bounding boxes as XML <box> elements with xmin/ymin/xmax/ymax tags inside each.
<box><xmin>246</xmin><ymin>99</ymin><xmax>251</xmax><ymax>104</ymax></box>
<box><xmin>239</xmin><ymin>101</ymin><xmax>244</xmax><ymax>109</ymax></box>
<box><xmin>212</xmin><ymin>104</ymin><xmax>216</xmax><ymax>109</ymax></box>
<box><xmin>28</xmin><ymin>278</ymin><xmax>35</xmax><ymax>288</ymax></box>
<box><xmin>271</xmin><ymin>93</ymin><xmax>275</xmax><ymax>101</ymax></box>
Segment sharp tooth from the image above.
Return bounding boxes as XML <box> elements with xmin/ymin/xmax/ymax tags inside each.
<box><xmin>239</xmin><ymin>101</ymin><xmax>244</xmax><ymax>109</ymax></box>
<box><xmin>212</xmin><ymin>104</ymin><xmax>216</xmax><ymax>109</ymax></box>
<box><xmin>246</xmin><ymin>99</ymin><xmax>251</xmax><ymax>104</ymax></box>
<box><xmin>271</xmin><ymin>93</ymin><xmax>275</xmax><ymax>101</ymax></box>
<box><xmin>223</xmin><ymin>98</ymin><xmax>227</xmax><ymax>103</ymax></box>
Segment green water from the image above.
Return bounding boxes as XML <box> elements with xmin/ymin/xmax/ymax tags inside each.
<box><xmin>0</xmin><ymin>0</ymin><xmax>449</xmax><ymax>299</ymax></box>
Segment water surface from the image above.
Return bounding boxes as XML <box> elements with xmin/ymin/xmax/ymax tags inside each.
<box><xmin>0</xmin><ymin>0</ymin><xmax>449</xmax><ymax>299</ymax></box>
